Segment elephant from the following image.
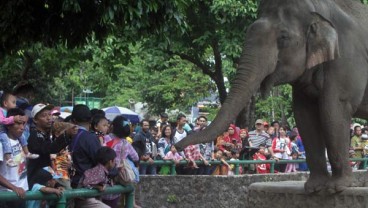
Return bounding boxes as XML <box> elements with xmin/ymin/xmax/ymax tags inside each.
<box><xmin>175</xmin><ymin>0</ymin><xmax>368</xmax><ymax>194</ymax></box>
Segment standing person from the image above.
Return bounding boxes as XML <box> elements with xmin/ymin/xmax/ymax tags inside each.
<box><xmin>76</xmin><ymin>147</ymin><xmax>115</xmax><ymax>208</ymax></box>
<box><xmin>70</xmin><ymin>104</ymin><xmax>101</xmax><ymax>188</ymax></box>
<box><xmin>0</xmin><ymin>108</ymin><xmax>29</xmax><ymax>208</ymax></box>
<box><xmin>106</xmin><ymin>116</ymin><xmax>140</xmax><ymax>208</ymax></box>
<box><xmin>156</xmin><ymin>113</ymin><xmax>169</xmax><ymax>138</ymax></box>
<box><xmin>248</xmin><ymin>119</ymin><xmax>275</xmax><ymax>158</ymax></box>
<box><xmin>194</xmin><ymin>116</ymin><xmax>214</xmax><ymax>175</ymax></box>
<box><xmin>351</xmin><ymin>125</ymin><xmax>363</xmax><ymax>159</ymax></box>
<box><xmin>26</xmin><ymin>168</ymin><xmax>64</xmax><ymax>208</ymax></box>
<box><xmin>271</xmin><ymin>120</ymin><xmax>280</xmax><ymax>139</ymax></box>
<box><xmin>184</xmin><ymin>142</ymin><xmax>209</xmax><ymax>175</ymax></box>
<box><xmin>133</xmin><ymin>119</ymin><xmax>157</xmax><ymax>175</ymax></box>
<box><xmin>0</xmin><ymin>92</ymin><xmax>36</xmax><ymax>167</ymax></box>
<box><xmin>13</xmin><ymin>82</ymin><xmax>35</xmax><ymax>142</ymax></box>
<box><xmin>272</xmin><ymin>126</ymin><xmax>291</xmax><ymax>172</ymax></box>
<box><xmin>157</xmin><ymin>125</ymin><xmax>174</xmax><ymax>175</ymax></box>
<box><xmin>27</xmin><ymin>104</ymin><xmax>76</xmax><ymax>189</ymax></box>
<box><xmin>223</xmin><ymin>124</ymin><xmax>242</xmax><ymax>154</ymax></box>
<box><xmin>292</xmin><ymin>126</ymin><xmax>308</xmax><ymax>171</ymax></box>
<box><xmin>163</xmin><ymin>145</ymin><xmax>184</xmax><ymax>175</ymax></box>
<box><xmin>173</xmin><ymin>114</ymin><xmax>188</xmax><ymax>145</ymax></box>
<box><xmin>253</xmin><ymin>145</ymin><xmax>272</xmax><ymax>174</ymax></box>
<box><xmin>157</xmin><ymin>125</ymin><xmax>174</xmax><ymax>159</ymax></box>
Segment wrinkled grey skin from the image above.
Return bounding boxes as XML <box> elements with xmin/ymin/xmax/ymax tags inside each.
<box><xmin>175</xmin><ymin>0</ymin><xmax>368</xmax><ymax>194</ymax></box>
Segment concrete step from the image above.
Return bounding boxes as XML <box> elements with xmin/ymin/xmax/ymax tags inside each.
<box><xmin>248</xmin><ymin>181</ymin><xmax>368</xmax><ymax>208</ymax></box>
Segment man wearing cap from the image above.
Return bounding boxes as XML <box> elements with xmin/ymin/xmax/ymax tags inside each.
<box><xmin>27</xmin><ymin>103</ymin><xmax>77</xmax><ymax>189</ymax></box>
<box><xmin>70</xmin><ymin>104</ymin><xmax>102</xmax><ymax>188</ymax></box>
<box><xmin>248</xmin><ymin>119</ymin><xmax>275</xmax><ymax>159</ymax></box>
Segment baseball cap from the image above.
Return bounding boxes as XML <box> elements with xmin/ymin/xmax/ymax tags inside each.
<box><xmin>31</xmin><ymin>103</ymin><xmax>54</xmax><ymax>118</ymax></box>
<box><xmin>255</xmin><ymin>119</ymin><xmax>264</xmax><ymax>125</ymax></box>
<box><xmin>71</xmin><ymin>104</ymin><xmax>92</xmax><ymax>122</ymax></box>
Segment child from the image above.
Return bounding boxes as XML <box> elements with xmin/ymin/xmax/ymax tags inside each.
<box><xmin>161</xmin><ymin>145</ymin><xmax>183</xmax><ymax>175</ymax></box>
<box><xmin>253</xmin><ymin>145</ymin><xmax>271</xmax><ymax>174</ymax></box>
<box><xmin>91</xmin><ymin>115</ymin><xmax>109</xmax><ymax>145</ymax></box>
<box><xmin>285</xmin><ymin>151</ymin><xmax>298</xmax><ymax>173</ymax></box>
<box><xmin>0</xmin><ymin>92</ymin><xmax>38</xmax><ymax>167</ymax></box>
<box><xmin>212</xmin><ymin>149</ymin><xmax>231</xmax><ymax>175</ymax></box>
<box><xmin>77</xmin><ymin>147</ymin><xmax>116</xmax><ymax>208</ymax></box>
<box><xmin>228</xmin><ymin>149</ymin><xmax>242</xmax><ymax>175</ymax></box>
<box><xmin>26</xmin><ymin>167</ymin><xmax>64</xmax><ymax>208</ymax></box>
<box><xmin>349</xmin><ymin>149</ymin><xmax>359</xmax><ymax>170</ymax></box>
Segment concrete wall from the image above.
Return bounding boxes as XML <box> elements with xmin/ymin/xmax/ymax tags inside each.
<box><xmin>136</xmin><ymin>171</ymin><xmax>367</xmax><ymax>208</ymax></box>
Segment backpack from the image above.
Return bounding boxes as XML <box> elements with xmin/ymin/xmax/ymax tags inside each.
<box><xmin>115</xmin><ymin>159</ymin><xmax>135</xmax><ymax>185</ymax></box>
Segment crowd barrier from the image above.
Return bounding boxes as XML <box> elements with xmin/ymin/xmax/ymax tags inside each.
<box><xmin>0</xmin><ymin>185</ymin><xmax>134</xmax><ymax>208</ymax></box>
<box><xmin>140</xmin><ymin>158</ymin><xmax>368</xmax><ymax>175</ymax></box>
<box><xmin>1</xmin><ymin>158</ymin><xmax>366</xmax><ymax>206</ymax></box>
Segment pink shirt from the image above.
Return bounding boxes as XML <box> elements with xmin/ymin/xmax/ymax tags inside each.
<box><xmin>0</xmin><ymin>108</ymin><xmax>14</xmax><ymax>125</ymax></box>
<box><xmin>164</xmin><ymin>151</ymin><xmax>183</xmax><ymax>161</ymax></box>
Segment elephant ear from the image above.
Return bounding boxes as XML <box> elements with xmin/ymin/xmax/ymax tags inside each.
<box><xmin>306</xmin><ymin>13</ymin><xmax>340</xmax><ymax>69</ymax></box>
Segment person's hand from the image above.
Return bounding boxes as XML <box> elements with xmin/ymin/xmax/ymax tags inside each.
<box><xmin>271</xmin><ymin>156</ymin><xmax>279</xmax><ymax>161</ymax></box>
<box><xmin>148</xmin><ymin>158</ymin><xmax>154</xmax><ymax>165</ymax></box>
<box><xmin>225</xmin><ymin>151</ymin><xmax>232</xmax><ymax>158</ymax></box>
<box><xmin>96</xmin><ymin>184</ymin><xmax>106</xmax><ymax>192</ymax></box>
<box><xmin>174</xmin><ymin>160</ymin><xmax>180</xmax><ymax>165</ymax></box>
<box><xmin>14</xmin><ymin>115</ymin><xmax>21</xmax><ymax>123</ymax></box>
<box><xmin>203</xmin><ymin>160</ymin><xmax>209</xmax><ymax>166</ymax></box>
<box><xmin>12</xmin><ymin>186</ymin><xmax>26</xmax><ymax>199</ymax></box>
<box><xmin>53</xmin><ymin>188</ymin><xmax>64</xmax><ymax>197</ymax></box>
<box><xmin>20</xmin><ymin>115</ymin><xmax>28</xmax><ymax>123</ymax></box>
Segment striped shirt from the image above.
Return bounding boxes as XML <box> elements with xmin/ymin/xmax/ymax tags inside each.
<box><xmin>248</xmin><ymin>130</ymin><xmax>272</xmax><ymax>148</ymax></box>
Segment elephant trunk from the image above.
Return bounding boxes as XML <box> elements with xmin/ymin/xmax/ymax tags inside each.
<box><xmin>175</xmin><ymin>20</ymin><xmax>277</xmax><ymax>150</ymax></box>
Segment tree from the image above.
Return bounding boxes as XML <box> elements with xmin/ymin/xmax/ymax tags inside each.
<box><xmin>0</xmin><ymin>0</ymin><xmax>189</xmax><ymax>56</ymax></box>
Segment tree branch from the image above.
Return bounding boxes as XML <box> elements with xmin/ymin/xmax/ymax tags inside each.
<box><xmin>166</xmin><ymin>50</ymin><xmax>215</xmax><ymax>78</ymax></box>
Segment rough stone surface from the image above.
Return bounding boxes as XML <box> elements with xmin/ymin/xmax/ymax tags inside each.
<box><xmin>249</xmin><ymin>181</ymin><xmax>368</xmax><ymax>208</ymax></box>
<box><xmin>136</xmin><ymin>171</ymin><xmax>368</xmax><ymax>208</ymax></box>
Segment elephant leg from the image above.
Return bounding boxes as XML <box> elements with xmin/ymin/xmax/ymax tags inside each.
<box><xmin>293</xmin><ymin>88</ymin><xmax>330</xmax><ymax>194</ymax></box>
<box><xmin>320</xmin><ymin>91</ymin><xmax>353</xmax><ymax>194</ymax></box>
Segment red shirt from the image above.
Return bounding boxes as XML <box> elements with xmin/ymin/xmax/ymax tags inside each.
<box><xmin>253</xmin><ymin>152</ymin><xmax>270</xmax><ymax>174</ymax></box>
<box><xmin>184</xmin><ymin>144</ymin><xmax>202</xmax><ymax>161</ymax></box>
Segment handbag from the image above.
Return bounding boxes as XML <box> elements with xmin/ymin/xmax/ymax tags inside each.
<box><xmin>115</xmin><ymin>158</ymin><xmax>135</xmax><ymax>185</ymax></box>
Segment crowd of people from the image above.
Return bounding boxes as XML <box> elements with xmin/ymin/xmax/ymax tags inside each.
<box><xmin>0</xmin><ymin>82</ymin><xmax>366</xmax><ymax>208</ymax></box>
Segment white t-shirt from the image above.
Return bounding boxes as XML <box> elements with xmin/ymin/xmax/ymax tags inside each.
<box><xmin>173</xmin><ymin>129</ymin><xmax>187</xmax><ymax>144</ymax></box>
<box><xmin>0</xmin><ymin>137</ymin><xmax>28</xmax><ymax>191</ymax></box>
<box><xmin>173</xmin><ymin>129</ymin><xmax>187</xmax><ymax>157</ymax></box>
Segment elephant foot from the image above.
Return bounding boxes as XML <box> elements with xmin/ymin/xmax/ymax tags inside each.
<box><xmin>325</xmin><ymin>175</ymin><xmax>354</xmax><ymax>194</ymax></box>
<box><xmin>304</xmin><ymin>175</ymin><xmax>329</xmax><ymax>194</ymax></box>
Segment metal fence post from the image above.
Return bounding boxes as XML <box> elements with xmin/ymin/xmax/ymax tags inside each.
<box><xmin>56</xmin><ymin>194</ymin><xmax>67</xmax><ymax>208</ymax></box>
<box><xmin>125</xmin><ymin>189</ymin><xmax>134</xmax><ymax>208</ymax></box>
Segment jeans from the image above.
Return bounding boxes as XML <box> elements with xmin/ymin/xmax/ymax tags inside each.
<box><xmin>139</xmin><ymin>164</ymin><xmax>157</xmax><ymax>175</ymax></box>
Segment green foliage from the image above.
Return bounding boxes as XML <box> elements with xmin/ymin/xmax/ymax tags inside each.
<box><xmin>167</xmin><ymin>194</ymin><xmax>179</xmax><ymax>203</ymax></box>
<box><xmin>0</xmin><ymin>0</ymin><xmax>189</xmax><ymax>56</ymax></box>
<box><xmin>255</xmin><ymin>85</ymin><xmax>294</xmax><ymax>126</ymax></box>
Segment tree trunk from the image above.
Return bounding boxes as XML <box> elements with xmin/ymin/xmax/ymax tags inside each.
<box><xmin>235</xmin><ymin>94</ymin><xmax>256</xmax><ymax>129</ymax></box>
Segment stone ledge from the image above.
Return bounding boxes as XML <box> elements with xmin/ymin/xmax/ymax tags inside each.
<box><xmin>248</xmin><ymin>181</ymin><xmax>368</xmax><ymax>208</ymax></box>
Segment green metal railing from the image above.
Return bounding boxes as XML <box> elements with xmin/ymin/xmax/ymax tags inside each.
<box><xmin>141</xmin><ymin>158</ymin><xmax>368</xmax><ymax>175</ymax></box>
<box><xmin>0</xmin><ymin>185</ymin><xmax>134</xmax><ymax>208</ymax></box>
